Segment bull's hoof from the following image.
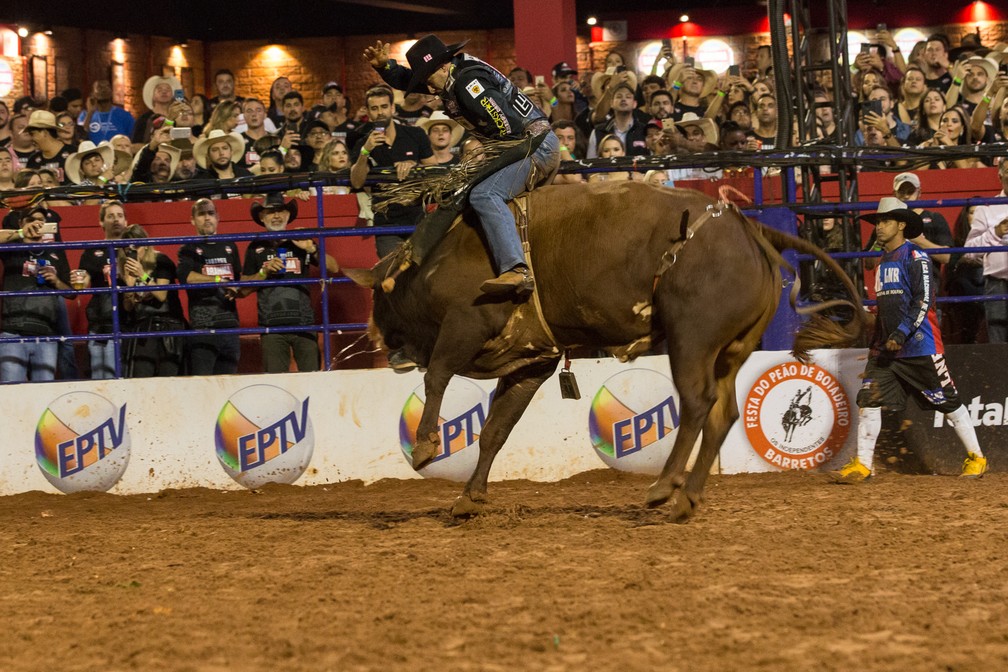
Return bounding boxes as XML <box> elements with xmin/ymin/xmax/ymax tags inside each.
<box><xmin>645</xmin><ymin>480</ymin><xmax>674</xmax><ymax>508</ymax></box>
<box><xmin>669</xmin><ymin>492</ymin><xmax>699</xmax><ymax>524</ymax></box>
<box><xmin>451</xmin><ymin>494</ymin><xmax>485</xmax><ymax>518</ymax></box>
<box><xmin>411</xmin><ymin>433</ymin><xmax>441</xmax><ymax>470</ymax></box>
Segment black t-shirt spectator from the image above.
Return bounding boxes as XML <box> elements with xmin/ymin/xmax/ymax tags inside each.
<box><xmin>79</xmin><ymin>246</ymin><xmax>114</xmax><ymax>333</ymax></box>
<box><xmin>332</xmin><ymin>120</ymin><xmax>362</xmax><ymax>154</ymax></box>
<box><xmin>0</xmin><ymin>243</ymin><xmax>70</xmax><ymax>336</ymax></box>
<box><xmin>242</xmin><ymin>238</ymin><xmax>316</xmax><ymax>327</ymax></box>
<box><xmin>925</xmin><ymin>72</ymin><xmax>953</xmax><ymax>94</ymax></box>
<box><xmin>27</xmin><ymin>145</ymin><xmax>76</xmax><ymax>184</ymax></box>
<box><xmin>126</xmin><ymin>253</ymin><xmax>185</xmax><ymax>327</ymax></box>
<box><xmin>352</xmin><ymin>121</ymin><xmax>433</xmax><ymax>227</ymax></box>
<box><xmin>177</xmin><ymin>239</ymin><xmax>241</xmax><ymax>328</ymax></box>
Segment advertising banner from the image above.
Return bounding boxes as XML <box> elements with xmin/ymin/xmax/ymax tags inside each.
<box><xmin>2</xmin><ymin>346</ymin><xmax>999</xmax><ymax>496</ymax></box>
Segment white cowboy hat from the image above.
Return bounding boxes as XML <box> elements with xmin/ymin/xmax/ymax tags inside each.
<box><xmin>192</xmin><ymin>129</ymin><xmax>245</xmax><ymax>169</ymax></box>
<box><xmin>674</xmin><ymin>112</ymin><xmax>719</xmax><ymax>146</ymax></box>
<box><xmin>64</xmin><ymin>141</ymin><xmax>115</xmax><ymax>184</ymax></box>
<box><xmin>99</xmin><ymin>140</ymin><xmax>134</xmax><ymax>178</ymax></box>
<box><xmin>416</xmin><ymin>111</ymin><xmax>464</xmax><ymax>147</ymax></box>
<box><xmin>142</xmin><ymin>75</ymin><xmax>183</xmax><ymax>111</ymax></box>
<box><xmin>664</xmin><ymin>64</ymin><xmax>719</xmax><ymax>99</ymax></box>
<box><xmin>963</xmin><ymin>56</ymin><xmax>999</xmax><ymax>83</ymax></box>
<box><xmin>590</xmin><ymin>69</ymin><xmax>640</xmax><ymax>102</ymax></box>
<box><xmin>26</xmin><ymin>109</ymin><xmax>60</xmax><ymax>131</ymax></box>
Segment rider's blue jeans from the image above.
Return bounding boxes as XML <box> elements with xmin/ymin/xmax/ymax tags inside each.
<box><xmin>468</xmin><ymin>131</ymin><xmax>559</xmax><ymax>274</ymax></box>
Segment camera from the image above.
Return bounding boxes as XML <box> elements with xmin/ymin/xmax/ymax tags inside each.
<box><xmin>39</xmin><ymin>222</ymin><xmax>58</xmax><ymax>235</ymax></box>
<box><xmin>170</xmin><ymin>126</ymin><xmax>192</xmax><ymax>140</ymax></box>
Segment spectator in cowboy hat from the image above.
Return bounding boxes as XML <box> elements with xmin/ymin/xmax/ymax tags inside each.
<box><xmin>134</xmin><ymin>75</ymin><xmax>182</xmax><ymax>145</ymax></box>
<box><xmin>946</xmin><ymin>55</ymin><xmax>998</xmax><ymax>121</ymax></box>
<box><xmin>417</xmin><ymin>111</ymin><xmax>464</xmax><ymax>165</ymax></box>
<box><xmin>240</xmin><ymin>192</ymin><xmax>340</xmax><ymax>373</ymax></box>
<box><xmin>193</xmin><ymin>129</ymin><xmax>251</xmax><ymax>180</ymax></box>
<box><xmin>170</xmin><ymin>136</ymin><xmax>197</xmax><ymax>181</ymax></box>
<box><xmin>665</xmin><ymin>63</ymin><xmax>719</xmax><ymax>121</ymax></box>
<box><xmin>131</xmin><ymin>119</ymin><xmax>181</xmax><ymax>184</ymax></box>
<box><xmin>675</xmin><ymin>112</ymin><xmax>719</xmax><ymax>152</ymax></box>
<box><xmin>25</xmin><ymin>110</ymin><xmax>75</xmax><ymax>184</ymax></box>
<box><xmin>590</xmin><ymin>67</ymin><xmax>640</xmax><ymax>125</ymax></box>
<box><xmin>65</xmin><ymin>140</ymin><xmax>115</xmax><ymax>185</ymax></box>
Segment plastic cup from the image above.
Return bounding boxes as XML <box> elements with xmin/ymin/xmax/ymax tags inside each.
<box><xmin>71</xmin><ymin>269</ymin><xmax>87</xmax><ymax>290</ymax></box>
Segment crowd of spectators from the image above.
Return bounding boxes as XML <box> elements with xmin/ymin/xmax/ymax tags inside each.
<box><xmin>0</xmin><ymin>30</ymin><xmax>1001</xmax><ymax>193</ymax></box>
<box><xmin>0</xmin><ymin>28</ymin><xmax>1006</xmax><ymax>381</ymax></box>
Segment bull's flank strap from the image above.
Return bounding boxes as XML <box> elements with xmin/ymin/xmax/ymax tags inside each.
<box><xmin>515</xmin><ymin>194</ymin><xmax>560</xmax><ymax>350</ymax></box>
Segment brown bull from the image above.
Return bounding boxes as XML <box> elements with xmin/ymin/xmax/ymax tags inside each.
<box><xmin>346</xmin><ymin>181</ymin><xmax>864</xmax><ymax>522</ymax></box>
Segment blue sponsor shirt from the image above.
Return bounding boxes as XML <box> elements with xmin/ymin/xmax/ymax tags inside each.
<box><xmin>872</xmin><ymin>241</ymin><xmax>944</xmax><ymax>358</ymax></box>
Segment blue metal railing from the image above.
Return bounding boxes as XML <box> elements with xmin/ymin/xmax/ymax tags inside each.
<box><xmin>1</xmin><ymin>164</ymin><xmax>1005</xmax><ymax>380</ymax></box>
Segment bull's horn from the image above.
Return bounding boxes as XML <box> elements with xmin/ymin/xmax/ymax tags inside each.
<box><xmin>343</xmin><ymin>267</ymin><xmax>377</xmax><ymax>288</ymax></box>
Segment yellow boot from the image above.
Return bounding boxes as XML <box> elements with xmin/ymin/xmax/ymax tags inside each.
<box><xmin>960</xmin><ymin>453</ymin><xmax>988</xmax><ymax>479</ymax></box>
<box><xmin>832</xmin><ymin>456</ymin><xmax>871</xmax><ymax>484</ymax></box>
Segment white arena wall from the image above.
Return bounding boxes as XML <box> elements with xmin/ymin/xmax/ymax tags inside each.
<box><xmin>2</xmin><ymin>349</ymin><xmax>870</xmax><ymax>495</ymax></box>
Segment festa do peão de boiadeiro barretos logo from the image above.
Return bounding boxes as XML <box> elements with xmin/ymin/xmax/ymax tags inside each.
<box><xmin>744</xmin><ymin>361</ymin><xmax>850</xmax><ymax>470</ymax></box>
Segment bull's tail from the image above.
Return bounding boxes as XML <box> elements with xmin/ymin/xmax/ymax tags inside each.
<box><xmin>752</xmin><ymin>222</ymin><xmax>867</xmax><ymax>364</ymax></box>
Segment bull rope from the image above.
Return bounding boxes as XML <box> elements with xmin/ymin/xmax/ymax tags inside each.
<box><xmin>371</xmin><ymin>137</ymin><xmax>529</xmax><ymax>213</ymax></box>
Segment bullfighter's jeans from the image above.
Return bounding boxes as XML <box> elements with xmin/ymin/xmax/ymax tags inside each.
<box><xmin>468</xmin><ymin>131</ymin><xmax>559</xmax><ymax>274</ymax></box>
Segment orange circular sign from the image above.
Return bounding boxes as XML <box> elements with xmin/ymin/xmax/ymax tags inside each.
<box><xmin>743</xmin><ymin>362</ymin><xmax>850</xmax><ymax>470</ymax></box>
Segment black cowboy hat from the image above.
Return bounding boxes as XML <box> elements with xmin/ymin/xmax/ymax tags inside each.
<box><xmin>860</xmin><ymin>196</ymin><xmax>924</xmax><ymax>239</ymax></box>
<box><xmin>404</xmin><ymin>35</ymin><xmax>470</xmax><ymax>94</ymax></box>
<box><xmin>250</xmin><ymin>192</ymin><xmax>298</xmax><ymax>227</ymax></box>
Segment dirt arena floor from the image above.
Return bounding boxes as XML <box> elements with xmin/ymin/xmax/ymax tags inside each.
<box><xmin>2</xmin><ymin>468</ymin><xmax>1008</xmax><ymax>671</ymax></box>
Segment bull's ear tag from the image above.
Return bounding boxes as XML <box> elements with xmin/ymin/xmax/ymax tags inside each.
<box><xmin>558</xmin><ymin>351</ymin><xmax>580</xmax><ymax>400</ymax></box>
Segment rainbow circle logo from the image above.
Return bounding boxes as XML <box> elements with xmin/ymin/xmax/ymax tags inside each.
<box><xmin>35</xmin><ymin>392</ymin><xmax>131</xmax><ymax>493</ymax></box>
<box><xmin>399</xmin><ymin>376</ymin><xmax>489</xmax><ymax>481</ymax></box>
<box><xmin>215</xmin><ymin>385</ymin><xmax>314</xmax><ymax>488</ymax></box>
<box><xmin>589</xmin><ymin>369</ymin><xmax>681</xmax><ymax>474</ymax></box>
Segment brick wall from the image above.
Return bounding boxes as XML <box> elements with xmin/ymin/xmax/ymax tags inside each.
<box><xmin>1</xmin><ymin>21</ymin><xmax>1006</xmax><ymax>117</ymax></box>
<box><xmin>206</xmin><ymin>29</ymin><xmax>515</xmax><ymax>115</ymax></box>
